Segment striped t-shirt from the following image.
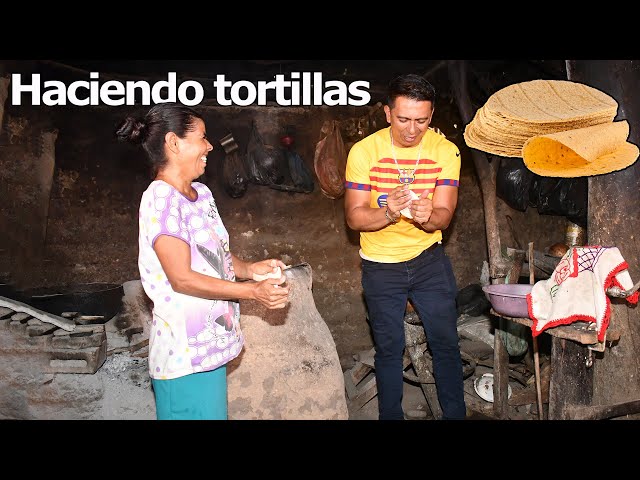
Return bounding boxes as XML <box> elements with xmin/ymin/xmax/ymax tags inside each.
<box><xmin>345</xmin><ymin>126</ymin><xmax>461</xmax><ymax>262</ymax></box>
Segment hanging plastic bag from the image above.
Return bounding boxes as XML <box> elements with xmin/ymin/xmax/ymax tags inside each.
<box><xmin>496</xmin><ymin>158</ymin><xmax>534</xmax><ymax>212</ymax></box>
<box><xmin>529</xmin><ymin>176</ymin><xmax>588</xmax><ymax>228</ymax></box>
<box><xmin>313</xmin><ymin>120</ymin><xmax>347</xmax><ymax>199</ymax></box>
<box><xmin>245</xmin><ymin>120</ymin><xmax>286</xmax><ymax>186</ymax></box>
<box><xmin>269</xmin><ymin>147</ymin><xmax>315</xmax><ymax>194</ymax></box>
<box><xmin>285</xmin><ymin>149</ymin><xmax>314</xmax><ymax>193</ymax></box>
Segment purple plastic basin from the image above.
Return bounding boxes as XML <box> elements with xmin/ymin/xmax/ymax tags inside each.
<box><xmin>482</xmin><ymin>284</ymin><xmax>533</xmax><ymax>318</ymax></box>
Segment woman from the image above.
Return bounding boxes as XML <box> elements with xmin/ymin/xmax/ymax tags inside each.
<box><xmin>115</xmin><ymin>103</ymin><xmax>290</xmax><ymax>420</ymax></box>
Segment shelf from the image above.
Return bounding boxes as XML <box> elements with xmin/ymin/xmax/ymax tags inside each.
<box><xmin>489</xmin><ymin>309</ymin><xmax>620</xmax><ymax>346</ymax></box>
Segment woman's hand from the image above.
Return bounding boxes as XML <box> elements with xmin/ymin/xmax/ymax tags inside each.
<box><xmin>250</xmin><ymin>259</ymin><xmax>290</xmax><ymax>309</ymax></box>
<box><xmin>253</xmin><ymin>278</ymin><xmax>290</xmax><ymax>309</ymax></box>
<box><xmin>250</xmin><ymin>259</ymin><xmax>288</xmax><ymax>281</ymax></box>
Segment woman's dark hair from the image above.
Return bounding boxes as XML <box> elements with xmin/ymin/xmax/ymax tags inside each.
<box><xmin>115</xmin><ymin>103</ymin><xmax>204</xmax><ymax>177</ymax></box>
<box><xmin>386</xmin><ymin>74</ymin><xmax>436</xmax><ymax>109</ymax></box>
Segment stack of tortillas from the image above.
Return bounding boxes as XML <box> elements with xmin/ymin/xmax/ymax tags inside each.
<box><xmin>463</xmin><ymin>79</ymin><xmax>639</xmax><ymax>177</ymax></box>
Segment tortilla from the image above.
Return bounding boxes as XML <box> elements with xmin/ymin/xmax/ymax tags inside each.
<box><xmin>463</xmin><ymin>79</ymin><xmax>620</xmax><ymax>159</ymax></box>
<box><xmin>485</xmin><ymin>79</ymin><xmax>618</xmax><ymax>123</ymax></box>
<box><xmin>522</xmin><ymin>121</ymin><xmax>639</xmax><ymax>177</ymax></box>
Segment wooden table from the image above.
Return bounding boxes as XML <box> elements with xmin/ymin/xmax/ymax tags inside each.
<box><xmin>489</xmin><ymin>309</ymin><xmax>620</xmax><ymax>419</ymax></box>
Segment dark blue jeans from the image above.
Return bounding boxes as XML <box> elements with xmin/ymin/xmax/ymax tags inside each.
<box><xmin>362</xmin><ymin>244</ymin><xmax>466</xmax><ymax>420</ymax></box>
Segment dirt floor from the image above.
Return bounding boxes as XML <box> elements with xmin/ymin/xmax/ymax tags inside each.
<box><xmin>345</xmin><ymin>313</ymin><xmax>550</xmax><ymax>420</ymax></box>
<box><xmin>348</xmin><ymin>369</ymin><xmax>545</xmax><ymax>421</ymax></box>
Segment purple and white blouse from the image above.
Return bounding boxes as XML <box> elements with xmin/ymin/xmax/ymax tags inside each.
<box><xmin>138</xmin><ymin>180</ymin><xmax>244</xmax><ymax>380</ymax></box>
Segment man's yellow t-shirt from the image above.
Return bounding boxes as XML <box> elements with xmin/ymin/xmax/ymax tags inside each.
<box><xmin>345</xmin><ymin>126</ymin><xmax>461</xmax><ymax>263</ymax></box>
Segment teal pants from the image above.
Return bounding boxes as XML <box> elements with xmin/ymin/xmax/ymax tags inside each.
<box><xmin>151</xmin><ymin>366</ymin><xmax>227</xmax><ymax>420</ymax></box>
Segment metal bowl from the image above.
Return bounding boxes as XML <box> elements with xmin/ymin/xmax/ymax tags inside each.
<box><xmin>482</xmin><ymin>283</ymin><xmax>533</xmax><ymax>318</ymax></box>
<box><xmin>474</xmin><ymin>373</ymin><xmax>512</xmax><ymax>402</ymax></box>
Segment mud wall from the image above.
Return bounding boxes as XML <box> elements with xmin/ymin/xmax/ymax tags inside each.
<box><xmin>0</xmin><ymin>66</ymin><xmax>567</xmax><ymax>369</ymax></box>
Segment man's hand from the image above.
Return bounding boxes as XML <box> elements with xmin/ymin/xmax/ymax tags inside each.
<box><xmin>386</xmin><ymin>185</ymin><xmax>412</xmax><ymax>221</ymax></box>
<box><xmin>409</xmin><ymin>192</ymin><xmax>433</xmax><ymax>225</ymax></box>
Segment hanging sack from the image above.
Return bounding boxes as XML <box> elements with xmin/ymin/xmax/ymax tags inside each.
<box><xmin>313</xmin><ymin>120</ymin><xmax>347</xmax><ymax>199</ymax></box>
<box><xmin>222</xmin><ymin>150</ymin><xmax>249</xmax><ymax>198</ymax></box>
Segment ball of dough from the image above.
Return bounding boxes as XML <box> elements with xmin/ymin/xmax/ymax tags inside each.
<box><xmin>400</xmin><ymin>190</ymin><xmax>420</xmax><ymax>219</ymax></box>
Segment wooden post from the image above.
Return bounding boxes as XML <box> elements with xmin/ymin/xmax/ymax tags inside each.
<box><xmin>564</xmin><ymin>60</ymin><xmax>640</xmax><ymax>414</ymax></box>
<box><xmin>0</xmin><ymin>76</ymin><xmax>9</xmax><ymax>133</ymax></box>
<box><xmin>549</xmin><ymin>338</ymin><xmax>593</xmax><ymax>419</ymax></box>
<box><xmin>529</xmin><ymin>242</ymin><xmax>544</xmax><ymax>420</ymax></box>
<box><xmin>448</xmin><ymin>60</ymin><xmax>512</xmax><ymax>280</ymax></box>
<box><xmin>404</xmin><ymin>317</ymin><xmax>443</xmax><ymax>420</ymax></box>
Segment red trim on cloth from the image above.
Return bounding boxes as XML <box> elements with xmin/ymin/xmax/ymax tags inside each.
<box><xmin>597</xmin><ymin>260</ymin><xmax>634</xmax><ymax>341</ymax></box>
<box><xmin>527</xmin><ymin>293</ymin><xmax>596</xmax><ymax>337</ymax></box>
<box><xmin>526</xmin><ymin>245</ymin><xmax>640</xmax><ymax>342</ymax></box>
<box><xmin>570</xmin><ymin>247</ymin><xmax>580</xmax><ymax>278</ymax></box>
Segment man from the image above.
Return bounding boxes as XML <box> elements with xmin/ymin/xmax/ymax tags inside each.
<box><xmin>344</xmin><ymin>73</ymin><xmax>466</xmax><ymax>420</ymax></box>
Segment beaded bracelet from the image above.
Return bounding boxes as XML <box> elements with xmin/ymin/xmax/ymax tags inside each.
<box><xmin>385</xmin><ymin>206</ymin><xmax>398</xmax><ymax>224</ymax></box>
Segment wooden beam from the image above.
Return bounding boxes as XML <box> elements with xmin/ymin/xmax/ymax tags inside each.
<box><xmin>562</xmin><ymin>399</ymin><xmax>640</xmax><ymax>420</ymax></box>
<box><xmin>505</xmin><ymin>247</ymin><xmax>561</xmax><ymax>275</ymax></box>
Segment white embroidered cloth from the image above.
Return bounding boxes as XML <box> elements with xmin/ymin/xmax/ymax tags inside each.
<box><xmin>527</xmin><ymin>246</ymin><xmax>638</xmax><ymax>341</ymax></box>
